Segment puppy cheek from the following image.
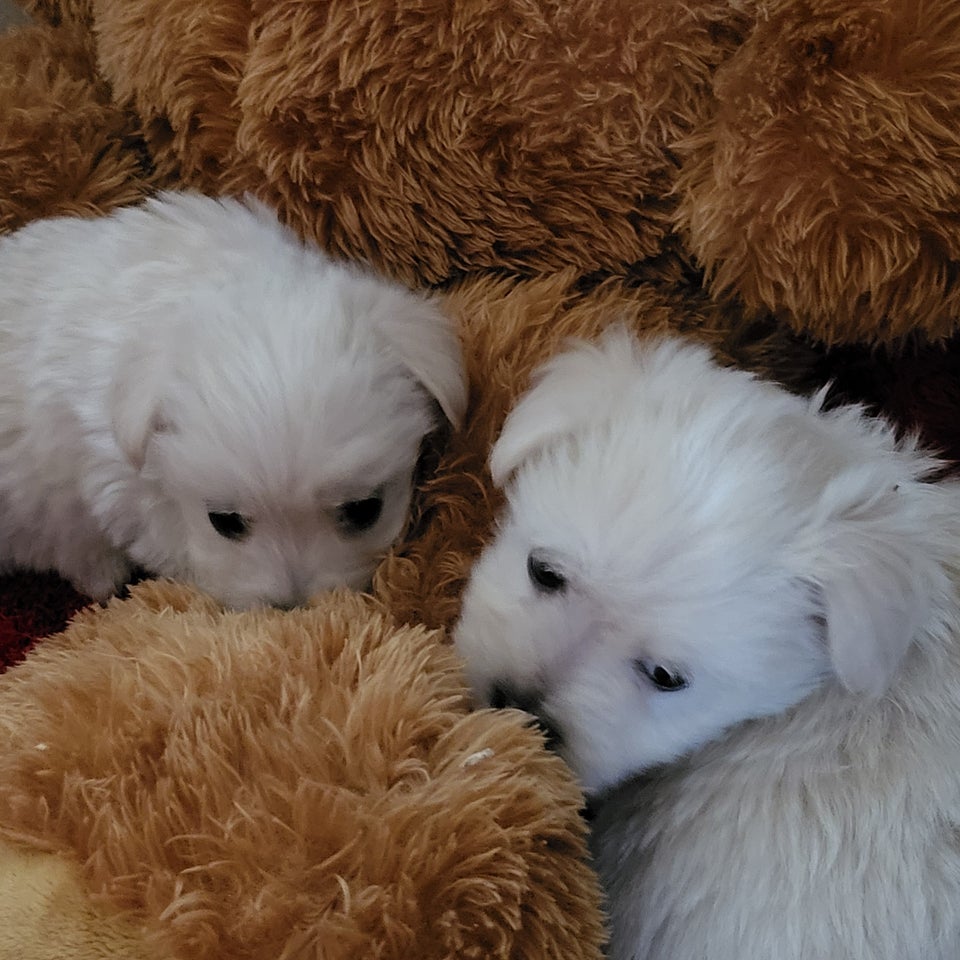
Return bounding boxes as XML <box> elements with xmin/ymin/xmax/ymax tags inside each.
<box><xmin>453</xmin><ymin>582</ymin><xmax>526</xmax><ymax>703</ymax></box>
<box><xmin>548</xmin><ymin>673</ymin><xmax>649</xmax><ymax>794</ymax></box>
<box><xmin>452</xmin><ymin>613</ymin><xmax>496</xmax><ymax>706</ymax></box>
<box><xmin>562</xmin><ymin>730</ymin><xmax>640</xmax><ymax>796</ymax></box>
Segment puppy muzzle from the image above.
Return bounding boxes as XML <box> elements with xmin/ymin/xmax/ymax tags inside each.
<box><xmin>488</xmin><ymin>680</ymin><xmax>564</xmax><ymax>751</ymax></box>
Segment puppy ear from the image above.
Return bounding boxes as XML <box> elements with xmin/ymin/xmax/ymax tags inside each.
<box><xmin>809</xmin><ymin>517</ymin><xmax>928</xmax><ymax>696</ymax></box>
<box><xmin>796</xmin><ymin>413</ymin><xmax>954</xmax><ymax>696</ymax></box>
<box><xmin>368</xmin><ymin>292</ymin><xmax>467</xmax><ymax>430</ymax></box>
<box><xmin>110</xmin><ymin>338</ymin><xmax>172</xmax><ymax>470</ymax></box>
<box><xmin>489</xmin><ymin>327</ymin><xmax>700</xmax><ymax>487</ymax></box>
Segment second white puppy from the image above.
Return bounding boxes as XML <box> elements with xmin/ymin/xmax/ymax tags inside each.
<box><xmin>454</xmin><ymin>328</ymin><xmax>960</xmax><ymax>960</ymax></box>
<box><xmin>0</xmin><ymin>192</ymin><xmax>465</xmax><ymax>609</ymax></box>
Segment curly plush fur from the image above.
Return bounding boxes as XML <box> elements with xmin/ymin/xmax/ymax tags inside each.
<box><xmin>0</xmin><ymin>20</ymin><xmax>160</xmax><ymax>234</ymax></box>
<box><xmin>13</xmin><ymin>0</ymin><xmax>960</xmax><ymax>343</ymax></box>
<box><xmin>0</xmin><ymin>580</ymin><xmax>605</xmax><ymax>960</ymax></box>
<box><xmin>20</xmin><ymin>0</ymin><xmax>748</xmax><ymax>286</ymax></box>
<box><xmin>675</xmin><ymin>0</ymin><xmax>960</xmax><ymax>344</ymax></box>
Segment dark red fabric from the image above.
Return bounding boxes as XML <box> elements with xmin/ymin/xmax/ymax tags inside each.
<box><xmin>0</xmin><ymin>570</ymin><xmax>88</xmax><ymax>673</ymax></box>
<box><xmin>822</xmin><ymin>333</ymin><xmax>960</xmax><ymax>469</ymax></box>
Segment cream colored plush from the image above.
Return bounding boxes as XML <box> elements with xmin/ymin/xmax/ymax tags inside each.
<box><xmin>0</xmin><ymin>840</ymin><xmax>156</xmax><ymax>960</ymax></box>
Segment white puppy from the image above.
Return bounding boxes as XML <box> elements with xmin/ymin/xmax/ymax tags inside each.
<box><xmin>0</xmin><ymin>192</ymin><xmax>465</xmax><ymax>609</ymax></box>
<box><xmin>454</xmin><ymin>328</ymin><xmax>960</xmax><ymax>960</ymax></box>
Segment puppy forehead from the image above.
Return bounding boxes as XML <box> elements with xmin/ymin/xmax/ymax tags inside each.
<box><xmin>508</xmin><ymin>406</ymin><xmax>798</xmax><ymax>551</ymax></box>
<box><xmin>161</xmin><ymin>352</ymin><xmax>429</xmax><ymax>506</ymax></box>
<box><xmin>172</xmin><ymin>405</ymin><xmax>424</xmax><ymax>501</ymax></box>
<box><xmin>495</xmin><ymin>395</ymin><xmax>818</xmax><ymax>656</ymax></box>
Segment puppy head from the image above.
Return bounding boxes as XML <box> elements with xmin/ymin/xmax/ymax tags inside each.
<box><xmin>111</xmin><ymin>194</ymin><xmax>466</xmax><ymax>609</ymax></box>
<box><xmin>454</xmin><ymin>328</ymin><xmax>955</xmax><ymax>794</ymax></box>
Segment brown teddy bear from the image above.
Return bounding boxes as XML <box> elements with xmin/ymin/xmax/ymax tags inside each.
<box><xmin>0</xmin><ymin>580</ymin><xmax>605</xmax><ymax>960</ymax></box>
<box><xmin>1</xmin><ymin>0</ymin><xmax>959</xmax><ymax>956</ymax></box>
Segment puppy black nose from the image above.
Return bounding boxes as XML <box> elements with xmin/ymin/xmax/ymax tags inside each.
<box><xmin>272</xmin><ymin>597</ymin><xmax>304</xmax><ymax>612</ymax></box>
<box><xmin>487</xmin><ymin>680</ymin><xmax>564</xmax><ymax>751</ymax></box>
<box><xmin>489</xmin><ymin>680</ymin><xmax>541</xmax><ymax>713</ymax></box>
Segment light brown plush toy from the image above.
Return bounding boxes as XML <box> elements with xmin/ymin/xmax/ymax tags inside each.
<box><xmin>2</xmin><ymin>0</ymin><xmax>960</xmax><ymax>956</ymax></box>
<box><xmin>675</xmin><ymin>0</ymin><xmax>960</xmax><ymax>344</ymax></box>
<box><xmin>14</xmin><ymin>0</ymin><xmax>960</xmax><ymax>345</ymax></box>
<box><xmin>0</xmin><ymin>580</ymin><xmax>605</xmax><ymax>960</ymax></box>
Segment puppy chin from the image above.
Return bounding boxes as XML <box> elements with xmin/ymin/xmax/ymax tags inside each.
<box><xmin>560</xmin><ymin>727</ymin><xmax>675</xmax><ymax>797</ymax></box>
<box><xmin>191</xmin><ymin>562</ymin><xmax>378</xmax><ymax>612</ymax></box>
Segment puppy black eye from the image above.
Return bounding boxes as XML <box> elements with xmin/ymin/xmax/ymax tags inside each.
<box><xmin>207</xmin><ymin>511</ymin><xmax>250</xmax><ymax>541</ymax></box>
<box><xmin>527</xmin><ymin>552</ymin><xmax>566</xmax><ymax>594</ymax></box>
<box><xmin>337</xmin><ymin>494</ymin><xmax>384</xmax><ymax>534</ymax></box>
<box><xmin>635</xmin><ymin>658</ymin><xmax>688</xmax><ymax>692</ymax></box>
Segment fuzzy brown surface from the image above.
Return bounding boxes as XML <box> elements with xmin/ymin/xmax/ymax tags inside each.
<box><xmin>0</xmin><ymin>20</ymin><xmax>160</xmax><ymax>234</ymax></box>
<box><xmin>0</xmin><ymin>580</ymin><xmax>605</xmax><ymax>960</ymax></box>
<box><xmin>14</xmin><ymin>0</ymin><xmax>960</xmax><ymax>343</ymax></box>
<box><xmin>17</xmin><ymin>0</ymin><xmax>90</xmax><ymax>28</ymax></box>
<box><xmin>675</xmin><ymin>0</ymin><xmax>960</xmax><ymax>345</ymax></box>
<box><xmin>93</xmin><ymin>0</ymin><xmax>250</xmax><ymax>190</ymax></box>
<box><xmin>77</xmin><ymin>0</ymin><xmax>748</xmax><ymax>286</ymax></box>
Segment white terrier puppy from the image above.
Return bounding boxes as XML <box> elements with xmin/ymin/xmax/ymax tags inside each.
<box><xmin>454</xmin><ymin>328</ymin><xmax>960</xmax><ymax>960</ymax></box>
<box><xmin>0</xmin><ymin>192</ymin><xmax>465</xmax><ymax>609</ymax></box>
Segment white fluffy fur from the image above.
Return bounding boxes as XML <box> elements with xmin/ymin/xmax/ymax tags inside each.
<box><xmin>454</xmin><ymin>328</ymin><xmax>960</xmax><ymax>959</ymax></box>
<box><xmin>0</xmin><ymin>192</ymin><xmax>465</xmax><ymax>609</ymax></box>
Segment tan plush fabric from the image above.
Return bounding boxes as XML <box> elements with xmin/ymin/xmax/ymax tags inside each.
<box><xmin>14</xmin><ymin>0</ymin><xmax>960</xmax><ymax>341</ymax></box>
<box><xmin>0</xmin><ymin>20</ymin><xmax>161</xmax><ymax>233</ymax></box>
<box><xmin>0</xmin><ymin>840</ymin><xmax>155</xmax><ymax>960</ymax></box>
<box><xmin>0</xmin><ymin>581</ymin><xmax>605</xmax><ymax>960</ymax></box>
<box><xmin>86</xmin><ymin>0</ymin><xmax>747</xmax><ymax>285</ymax></box>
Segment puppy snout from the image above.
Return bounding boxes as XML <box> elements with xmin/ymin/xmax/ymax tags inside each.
<box><xmin>489</xmin><ymin>680</ymin><xmax>540</xmax><ymax>712</ymax></box>
<box><xmin>272</xmin><ymin>598</ymin><xmax>302</xmax><ymax>612</ymax></box>
<box><xmin>488</xmin><ymin>680</ymin><xmax>564</xmax><ymax>751</ymax></box>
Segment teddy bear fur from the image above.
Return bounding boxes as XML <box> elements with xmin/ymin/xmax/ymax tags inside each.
<box><xmin>0</xmin><ymin>18</ymin><xmax>161</xmax><ymax>233</ymax></box>
<box><xmin>674</xmin><ymin>0</ymin><xmax>960</xmax><ymax>344</ymax></box>
<box><xmin>0</xmin><ymin>580</ymin><xmax>605</xmax><ymax>960</ymax></box>
<box><xmin>15</xmin><ymin>0</ymin><xmax>960</xmax><ymax>345</ymax></box>
<box><xmin>35</xmin><ymin>0</ymin><xmax>749</xmax><ymax>285</ymax></box>
<box><xmin>2</xmin><ymin>0</ymin><xmax>960</xmax><ymax>957</ymax></box>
